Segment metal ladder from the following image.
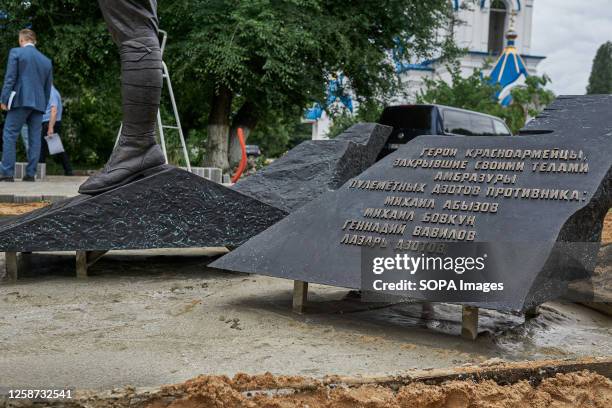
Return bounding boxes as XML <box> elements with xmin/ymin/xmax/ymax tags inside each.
<box><xmin>114</xmin><ymin>30</ymin><xmax>191</xmax><ymax>172</ymax></box>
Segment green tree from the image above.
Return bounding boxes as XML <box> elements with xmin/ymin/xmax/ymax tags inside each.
<box><xmin>161</xmin><ymin>0</ymin><xmax>458</xmax><ymax>170</ymax></box>
<box><xmin>416</xmin><ymin>62</ymin><xmax>554</xmax><ymax>134</ymax></box>
<box><xmin>248</xmin><ymin>109</ymin><xmax>312</xmax><ymax>158</ymax></box>
<box><xmin>0</xmin><ymin>1</ymin><xmax>458</xmax><ymax>171</ymax></box>
<box><xmin>587</xmin><ymin>41</ymin><xmax>612</xmax><ymax>94</ymax></box>
<box><xmin>326</xmin><ymin>98</ymin><xmax>385</xmax><ymax>139</ymax></box>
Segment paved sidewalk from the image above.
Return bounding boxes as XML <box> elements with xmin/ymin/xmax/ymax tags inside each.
<box><xmin>0</xmin><ymin>176</ymin><xmax>86</xmax><ymax>202</ymax></box>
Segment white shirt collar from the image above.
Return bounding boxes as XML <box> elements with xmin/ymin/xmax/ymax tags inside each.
<box><xmin>23</xmin><ymin>43</ymin><xmax>35</xmax><ymax>48</ymax></box>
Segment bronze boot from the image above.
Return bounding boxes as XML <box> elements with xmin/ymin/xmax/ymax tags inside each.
<box><xmin>78</xmin><ymin>134</ymin><xmax>165</xmax><ymax>194</ymax></box>
<box><xmin>79</xmin><ymin>7</ymin><xmax>165</xmax><ymax>195</ymax></box>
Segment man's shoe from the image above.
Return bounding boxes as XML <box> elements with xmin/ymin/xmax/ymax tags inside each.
<box><xmin>0</xmin><ymin>176</ymin><xmax>15</xmax><ymax>182</ymax></box>
<box><xmin>78</xmin><ymin>135</ymin><xmax>166</xmax><ymax>195</ymax></box>
<box><xmin>22</xmin><ymin>175</ymin><xmax>35</xmax><ymax>182</ymax></box>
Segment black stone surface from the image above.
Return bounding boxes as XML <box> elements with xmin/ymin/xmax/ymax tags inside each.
<box><xmin>232</xmin><ymin>123</ymin><xmax>392</xmax><ymax>212</ymax></box>
<box><xmin>212</xmin><ymin>95</ymin><xmax>612</xmax><ymax>311</ymax></box>
<box><xmin>0</xmin><ymin>166</ymin><xmax>287</xmax><ymax>252</ymax></box>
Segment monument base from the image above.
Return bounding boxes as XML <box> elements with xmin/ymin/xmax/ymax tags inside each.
<box><xmin>0</xmin><ymin>165</ymin><xmax>287</xmax><ymax>281</ymax></box>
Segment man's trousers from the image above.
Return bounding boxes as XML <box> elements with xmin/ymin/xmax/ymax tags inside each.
<box><xmin>40</xmin><ymin>121</ymin><xmax>73</xmax><ymax>176</ymax></box>
<box><xmin>98</xmin><ymin>0</ymin><xmax>162</xmax><ymax>143</ymax></box>
<box><xmin>1</xmin><ymin>108</ymin><xmax>42</xmax><ymax>177</ymax></box>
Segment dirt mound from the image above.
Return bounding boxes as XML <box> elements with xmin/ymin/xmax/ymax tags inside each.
<box><xmin>395</xmin><ymin>371</ymin><xmax>611</xmax><ymax>408</ymax></box>
<box><xmin>13</xmin><ymin>361</ymin><xmax>610</xmax><ymax>407</ymax></box>
<box><xmin>144</xmin><ymin>370</ymin><xmax>611</xmax><ymax>408</ymax></box>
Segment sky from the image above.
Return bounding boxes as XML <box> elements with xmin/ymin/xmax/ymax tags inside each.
<box><xmin>531</xmin><ymin>0</ymin><xmax>612</xmax><ymax>95</ymax></box>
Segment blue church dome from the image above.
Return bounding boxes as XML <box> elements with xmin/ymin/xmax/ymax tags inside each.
<box><xmin>488</xmin><ymin>24</ymin><xmax>529</xmax><ymax>106</ymax></box>
<box><xmin>304</xmin><ymin>74</ymin><xmax>353</xmax><ymax>121</ymax></box>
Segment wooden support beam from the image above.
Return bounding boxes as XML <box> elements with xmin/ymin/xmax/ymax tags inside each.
<box><xmin>461</xmin><ymin>305</ymin><xmax>479</xmax><ymax>340</ymax></box>
<box><xmin>5</xmin><ymin>252</ymin><xmax>18</xmax><ymax>282</ymax></box>
<box><xmin>76</xmin><ymin>251</ymin><xmax>88</xmax><ymax>279</ymax></box>
<box><xmin>292</xmin><ymin>280</ymin><xmax>308</xmax><ymax>314</ymax></box>
<box><xmin>75</xmin><ymin>250</ymin><xmax>109</xmax><ymax>279</ymax></box>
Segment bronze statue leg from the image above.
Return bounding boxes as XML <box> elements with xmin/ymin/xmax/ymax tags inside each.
<box><xmin>79</xmin><ymin>0</ymin><xmax>165</xmax><ymax>194</ymax></box>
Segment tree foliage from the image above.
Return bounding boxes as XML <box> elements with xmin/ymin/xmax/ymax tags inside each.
<box><xmin>0</xmin><ymin>1</ymin><xmax>120</xmax><ymax>166</ymax></box>
<box><xmin>161</xmin><ymin>0</ymin><xmax>458</xmax><ymax>169</ymax></box>
<box><xmin>326</xmin><ymin>98</ymin><xmax>385</xmax><ymax>139</ymax></box>
<box><xmin>416</xmin><ymin>62</ymin><xmax>554</xmax><ymax>134</ymax></box>
<box><xmin>0</xmin><ymin>0</ymin><xmax>457</xmax><ymax>170</ymax></box>
<box><xmin>248</xmin><ymin>110</ymin><xmax>312</xmax><ymax>158</ymax></box>
<box><xmin>587</xmin><ymin>41</ymin><xmax>612</xmax><ymax>95</ymax></box>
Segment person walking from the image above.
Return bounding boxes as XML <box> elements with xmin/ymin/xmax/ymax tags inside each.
<box><xmin>39</xmin><ymin>85</ymin><xmax>73</xmax><ymax>175</ymax></box>
<box><xmin>0</xmin><ymin>29</ymin><xmax>53</xmax><ymax>182</ymax></box>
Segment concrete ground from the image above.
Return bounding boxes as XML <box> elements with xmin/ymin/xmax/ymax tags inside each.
<box><xmin>1</xmin><ymin>249</ymin><xmax>610</xmax><ymax>391</ymax></box>
<box><xmin>0</xmin><ymin>176</ymin><xmax>85</xmax><ymax>202</ymax></box>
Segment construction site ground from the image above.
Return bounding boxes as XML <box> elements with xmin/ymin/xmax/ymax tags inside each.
<box><xmin>0</xmin><ymin>205</ymin><xmax>610</xmax><ymax>407</ymax></box>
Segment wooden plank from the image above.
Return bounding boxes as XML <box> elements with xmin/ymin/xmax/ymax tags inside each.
<box><xmin>461</xmin><ymin>306</ymin><xmax>479</xmax><ymax>340</ymax></box>
<box><xmin>321</xmin><ymin>356</ymin><xmax>612</xmax><ymax>388</ymax></box>
<box><xmin>5</xmin><ymin>252</ymin><xmax>18</xmax><ymax>282</ymax></box>
<box><xmin>76</xmin><ymin>250</ymin><xmax>88</xmax><ymax>279</ymax></box>
<box><xmin>75</xmin><ymin>250</ymin><xmax>108</xmax><ymax>279</ymax></box>
<box><xmin>292</xmin><ymin>280</ymin><xmax>308</xmax><ymax>314</ymax></box>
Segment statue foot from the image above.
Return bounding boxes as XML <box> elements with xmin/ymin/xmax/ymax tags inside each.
<box><xmin>79</xmin><ymin>136</ymin><xmax>166</xmax><ymax>195</ymax></box>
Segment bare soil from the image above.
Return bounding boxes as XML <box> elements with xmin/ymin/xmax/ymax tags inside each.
<box><xmin>603</xmin><ymin>210</ymin><xmax>612</xmax><ymax>244</ymax></box>
<box><xmin>0</xmin><ymin>202</ymin><xmax>49</xmax><ymax>216</ymax></box>
<box><xmin>151</xmin><ymin>370</ymin><xmax>612</xmax><ymax>408</ymax></box>
<box><xmin>10</xmin><ymin>367</ymin><xmax>610</xmax><ymax>407</ymax></box>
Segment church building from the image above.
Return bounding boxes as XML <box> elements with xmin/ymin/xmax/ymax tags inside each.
<box><xmin>305</xmin><ymin>0</ymin><xmax>545</xmax><ymax>139</ymax></box>
<box><xmin>398</xmin><ymin>0</ymin><xmax>545</xmax><ymax>102</ymax></box>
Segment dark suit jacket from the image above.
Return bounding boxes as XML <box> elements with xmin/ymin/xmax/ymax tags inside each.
<box><xmin>1</xmin><ymin>45</ymin><xmax>53</xmax><ymax>113</ymax></box>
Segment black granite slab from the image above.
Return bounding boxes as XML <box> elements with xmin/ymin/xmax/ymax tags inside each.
<box><xmin>212</xmin><ymin>95</ymin><xmax>612</xmax><ymax>311</ymax></box>
<box><xmin>0</xmin><ymin>123</ymin><xmax>389</xmax><ymax>254</ymax></box>
<box><xmin>0</xmin><ymin>166</ymin><xmax>287</xmax><ymax>252</ymax></box>
<box><xmin>232</xmin><ymin>123</ymin><xmax>392</xmax><ymax>212</ymax></box>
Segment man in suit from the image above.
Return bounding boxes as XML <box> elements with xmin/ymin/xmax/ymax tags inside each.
<box><xmin>78</xmin><ymin>0</ymin><xmax>165</xmax><ymax>194</ymax></box>
<box><xmin>0</xmin><ymin>29</ymin><xmax>53</xmax><ymax>182</ymax></box>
